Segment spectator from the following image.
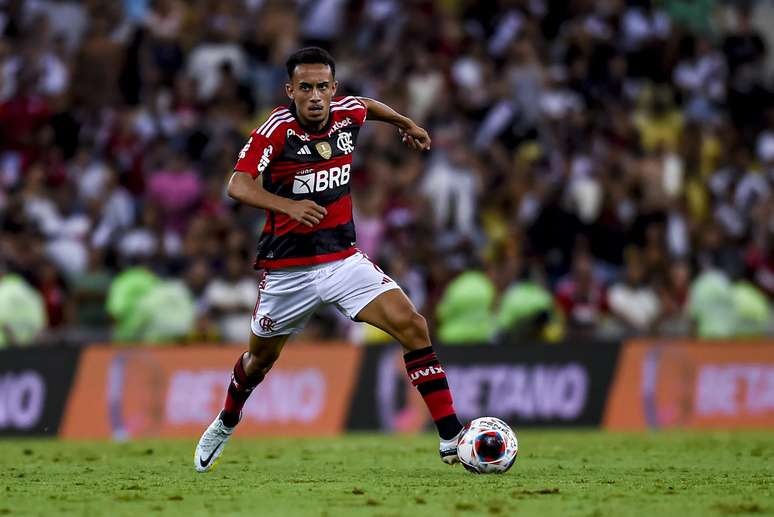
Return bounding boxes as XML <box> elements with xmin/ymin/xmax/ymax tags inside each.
<box><xmin>420</xmin><ymin>132</ymin><xmax>479</xmax><ymax>239</ymax></box>
<box><xmin>655</xmin><ymin>260</ymin><xmax>691</xmax><ymax>336</ymax></box>
<box><xmin>106</xmin><ymin>266</ymin><xmax>160</xmax><ymax>341</ymax></box>
<box><xmin>118</xmin><ymin>202</ymin><xmax>181</xmax><ymax>265</ymax></box>
<box><xmin>147</xmin><ymin>150</ymin><xmax>203</xmax><ymax>234</ymax></box>
<box><xmin>0</xmin><ymin>267</ymin><xmax>46</xmax><ymax>347</ymax></box>
<box><xmin>186</xmin><ymin>26</ymin><xmax>247</xmax><ymax>102</ymax></box>
<box><xmin>746</xmin><ymin>233</ymin><xmax>774</xmax><ymax>297</ymax></box>
<box><xmin>184</xmin><ymin>258</ymin><xmax>211</xmax><ymax>315</ymax></box>
<box><xmin>732</xmin><ymin>280</ymin><xmax>771</xmax><ymax>337</ymax></box>
<box><xmin>721</xmin><ymin>7</ymin><xmax>766</xmax><ymax>76</ymax></box>
<box><xmin>722</xmin><ymin>6</ymin><xmax>769</xmax><ymax>133</ymax></box>
<box><xmin>436</xmin><ymin>270</ymin><xmax>495</xmax><ymax>345</ymax></box>
<box><xmin>70</xmin><ymin>248</ymin><xmax>112</xmax><ymax>333</ymax></box>
<box><xmin>607</xmin><ymin>247</ymin><xmax>661</xmax><ymax>335</ymax></box>
<box><xmin>91</xmin><ymin>167</ymin><xmax>135</xmax><ymax>250</ymax></box>
<box><xmin>34</xmin><ymin>262</ymin><xmax>70</xmax><ymax>330</ymax></box>
<box><xmin>406</xmin><ymin>51</ymin><xmax>444</xmax><ymax>126</ymax></box>
<box><xmin>203</xmin><ymin>254</ymin><xmax>258</xmax><ymax>343</ymax></box>
<box><xmin>73</xmin><ymin>12</ymin><xmax>123</xmax><ymax>109</ymax></box>
<box><xmin>495</xmin><ymin>279</ymin><xmax>563</xmax><ymax>344</ymax></box>
<box><xmin>687</xmin><ymin>269</ymin><xmax>736</xmax><ymax>338</ymax></box>
<box><xmin>143</xmin><ymin>0</ymin><xmax>186</xmax><ymax>85</ymax></box>
<box><xmin>673</xmin><ymin>35</ymin><xmax>726</xmax><ymax>121</ymax></box>
<box><xmin>130</xmin><ymin>279</ymin><xmax>195</xmax><ymax>343</ymax></box>
<box><xmin>555</xmin><ymin>250</ymin><xmax>607</xmax><ymax>335</ymax></box>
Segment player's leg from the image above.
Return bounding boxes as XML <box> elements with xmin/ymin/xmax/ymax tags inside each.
<box><xmin>195</xmin><ymin>333</ymin><xmax>289</xmax><ymax>473</ymax></box>
<box><xmin>220</xmin><ymin>332</ymin><xmax>289</xmax><ymax>426</ymax></box>
<box><xmin>324</xmin><ymin>253</ymin><xmax>464</xmax><ymax>464</ymax></box>
<box><xmin>195</xmin><ymin>269</ymin><xmax>320</xmax><ymax>472</ymax></box>
<box><xmin>354</xmin><ymin>289</ymin><xmax>464</xmax><ymax>462</ymax></box>
<box><xmin>353</xmin><ymin>288</ymin><xmax>429</xmax><ymax>351</ymax></box>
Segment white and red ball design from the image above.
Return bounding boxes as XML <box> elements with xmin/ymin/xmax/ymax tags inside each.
<box><xmin>457</xmin><ymin>417</ymin><xmax>519</xmax><ymax>474</ymax></box>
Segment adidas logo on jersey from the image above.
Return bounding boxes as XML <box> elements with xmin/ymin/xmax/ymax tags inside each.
<box><xmin>293</xmin><ymin>164</ymin><xmax>351</xmax><ymax>194</ymax></box>
<box><xmin>297</xmin><ymin>145</ymin><xmax>311</xmax><ymax>155</ymax></box>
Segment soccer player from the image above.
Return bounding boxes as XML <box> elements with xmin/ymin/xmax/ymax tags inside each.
<box><xmin>195</xmin><ymin>47</ymin><xmax>463</xmax><ymax>472</ymax></box>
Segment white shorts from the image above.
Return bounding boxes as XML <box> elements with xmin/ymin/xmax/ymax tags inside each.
<box><xmin>250</xmin><ymin>251</ymin><xmax>401</xmax><ymax>337</ymax></box>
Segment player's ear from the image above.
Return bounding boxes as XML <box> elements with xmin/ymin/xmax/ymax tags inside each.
<box><xmin>331</xmin><ymin>80</ymin><xmax>338</xmax><ymax>95</ymax></box>
<box><xmin>285</xmin><ymin>82</ymin><xmax>293</xmax><ymax>100</ymax></box>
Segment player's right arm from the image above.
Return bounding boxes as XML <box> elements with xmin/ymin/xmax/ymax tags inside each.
<box><xmin>227</xmin><ymin>173</ymin><xmax>326</xmax><ymax>227</ymax></box>
<box><xmin>228</xmin><ymin>131</ymin><xmax>327</xmax><ymax>228</ymax></box>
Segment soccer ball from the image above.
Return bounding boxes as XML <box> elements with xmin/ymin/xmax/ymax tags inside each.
<box><xmin>457</xmin><ymin>417</ymin><xmax>519</xmax><ymax>474</ymax></box>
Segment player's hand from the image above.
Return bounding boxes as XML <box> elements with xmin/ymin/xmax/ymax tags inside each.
<box><xmin>399</xmin><ymin>124</ymin><xmax>431</xmax><ymax>151</ymax></box>
<box><xmin>285</xmin><ymin>199</ymin><xmax>327</xmax><ymax>227</ymax></box>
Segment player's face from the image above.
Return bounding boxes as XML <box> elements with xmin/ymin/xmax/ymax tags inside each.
<box><xmin>286</xmin><ymin>64</ymin><xmax>337</xmax><ymax>129</ymax></box>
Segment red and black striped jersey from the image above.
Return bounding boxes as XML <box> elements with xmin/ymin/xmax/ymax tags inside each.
<box><xmin>233</xmin><ymin>96</ymin><xmax>367</xmax><ymax>270</ymax></box>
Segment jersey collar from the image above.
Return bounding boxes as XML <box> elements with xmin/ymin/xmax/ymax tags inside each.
<box><xmin>288</xmin><ymin>101</ymin><xmax>334</xmax><ymax>136</ymax></box>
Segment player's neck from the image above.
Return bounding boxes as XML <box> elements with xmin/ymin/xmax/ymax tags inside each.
<box><xmin>297</xmin><ymin>113</ymin><xmax>329</xmax><ymax>132</ymax></box>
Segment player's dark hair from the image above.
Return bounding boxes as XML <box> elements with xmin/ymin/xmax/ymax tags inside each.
<box><xmin>286</xmin><ymin>47</ymin><xmax>336</xmax><ymax>79</ymax></box>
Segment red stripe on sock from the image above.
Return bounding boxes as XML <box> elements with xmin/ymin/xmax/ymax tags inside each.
<box><xmin>223</xmin><ymin>389</ymin><xmax>242</xmax><ymax>415</ymax></box>
<box><xmin>405</xmin><ymin>353</ymin><xmax>436</xmax><ymax>369</ymax></box>
<box><xmin>404</xmin><ymin>347</ymin><xmax>460</xmax><ymax>432</ymax></box>
<box><xmin>423</xmin><ymin>389</ymin><xmax>456</xmax><ymax>421</ymax></box>
<box><xmin>223</xmin><ymin>353</ymin><xmax>256</xmax><ymax>416</ymax></box>
<box><xmin>233</xmin><ymin>354</ymin><xmax>248</xmax><ymax>384</ymax></box>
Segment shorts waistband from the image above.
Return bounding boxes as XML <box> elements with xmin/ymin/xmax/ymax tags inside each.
<box><xmin>266</xmin><ymin>251</ymin><xmax>361</xmax><ymax>274</ymax></box>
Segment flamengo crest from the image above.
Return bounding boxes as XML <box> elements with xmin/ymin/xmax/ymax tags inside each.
<box><xmin>337</xmin><ymin>132</ymin><xmax>354</xmax><ymax>154</ymax></box>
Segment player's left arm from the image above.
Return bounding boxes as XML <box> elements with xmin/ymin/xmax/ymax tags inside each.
<box><xmin>357</xmin><ymin>97</ymin><xmax>431</xmax><ymax>151</ymax></box>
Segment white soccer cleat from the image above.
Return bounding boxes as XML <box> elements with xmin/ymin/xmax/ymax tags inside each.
<box><xmin>439</xmin><ymin>428</ymin><xmax>464</xmax><ymax>465</ymax></box>
<box><xmin>194</xmin><ymin>414</ymin><xmax>236</xmax><ymax>472</ymax></box>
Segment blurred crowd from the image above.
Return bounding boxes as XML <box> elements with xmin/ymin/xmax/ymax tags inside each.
<box><xmin>0</xmin><ymin>0</ymin><xmax>773</xmax><ymax>347</ymax></box>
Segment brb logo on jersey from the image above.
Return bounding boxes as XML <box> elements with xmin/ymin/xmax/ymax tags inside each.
<box><xmin>293</xmin><ymin>164</ymin><xmax>351</xmax><ymax>194</ymax></box>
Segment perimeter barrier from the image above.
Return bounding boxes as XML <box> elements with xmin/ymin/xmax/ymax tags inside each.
<box><xmin>0</xmin><ymin>347</ymin><xmax>81</xmax><ymax>436</ymax></box>
<box><xmin>1</xmin><ymin>340</ymin><xmax>772</xmax><ymax>438</ymax></box>
<box><xmin>603</xmin><ymin>340</ymin><xmax>774</xmax><ymax>430</ymax></box>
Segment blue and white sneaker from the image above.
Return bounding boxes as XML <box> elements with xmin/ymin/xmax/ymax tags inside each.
<box><xmin>194</xmin><ymin>414</ymin><xmax>237</xmax><ymax>472</ymax></box>
<box><xmin>439</xmin><ymin>428</ymin><xmax>463</xmax><ymax>465</ymax></box>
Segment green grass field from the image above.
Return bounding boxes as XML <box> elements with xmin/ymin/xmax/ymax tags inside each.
<box><xmin>1</xmin><ymin>431</ymin><xmax>772</xmax><ymax>516</ymax></box>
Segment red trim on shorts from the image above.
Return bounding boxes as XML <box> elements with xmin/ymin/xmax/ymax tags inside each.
<box><xmin>252</xmin><ymin>271</ymin><xmax>267</xmax><ymax>318</ymax></box>
<box><xmin>256</xmin><ymin>247</ymin><xmax>357</xmax><ymax>270</ymax></box>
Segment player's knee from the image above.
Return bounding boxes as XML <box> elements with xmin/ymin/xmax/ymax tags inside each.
<box><xmin>244</xmin><ymin>348</ymin><xmax>280</xmax><ymax>377</ymax></box>
<box><xmin>396</xmin><ymin>310</ymin><xmax>429</xmax><ymax>349</ymax></box>
<box><xmin>410</xmin><ymin>312</ymin><xmax>429</xmax><ymax>337</ymax></box>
